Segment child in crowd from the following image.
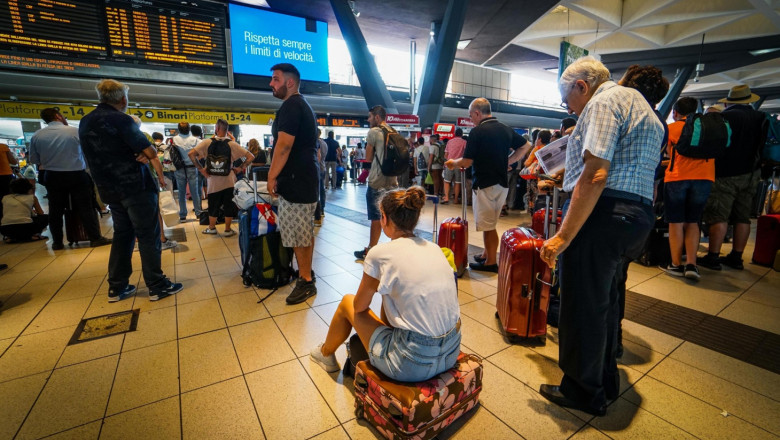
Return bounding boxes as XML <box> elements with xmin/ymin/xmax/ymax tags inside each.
<box><xmin>1</xmin><ymin>178</ymin><xmax>48</xmax><ymax>243</ymax></box>
<box><xmin>310</xmin><ymin>186</ymin><xmax>461</xmax><ymax>382</ymax></box>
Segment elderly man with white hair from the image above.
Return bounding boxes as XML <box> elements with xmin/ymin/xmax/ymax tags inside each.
<box><xmin>538</xmin><ymin>57</ymin><xmax>664</xmax><ymax>416</ymax></box>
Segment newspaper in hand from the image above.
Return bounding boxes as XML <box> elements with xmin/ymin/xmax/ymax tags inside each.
<box><xmin>534</xmin><ymin>135</ymin><xmax>569</xmax><ymax>176</ymax></box>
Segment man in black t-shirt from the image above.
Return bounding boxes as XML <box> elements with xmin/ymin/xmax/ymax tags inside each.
<box><xmin>266</xmin><ymin>63</ymin><xmax>319</xmax><ymax>305</ymax></box>
<box><xmin>445</xmin><ymin>98</ymin><xmax>529</xmax><ymax>272</ymax></box>
<box><xmin>699</xmin><ymin>85</ymin><xmax>769</xmax><ymax>271</ymax></box>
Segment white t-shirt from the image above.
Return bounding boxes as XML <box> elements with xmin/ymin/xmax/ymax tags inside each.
<box><xmin>363</xmin><ymin>237</ymin><xmax>459</xmax><ymax>337</ymax></box>
<box><xmin>428</xmin><ymin>142</ymin><xmax>443</xmax><ymax>170</ymax></box>
<box><xmin>172</xmin><ymin>133</ymin><xmax>200</xmax><ymax>166</ymax></box>
<box><xmin>1</xmin><ymin>194</ymin><xmax>34</xmax><ymax>225</ymax></box>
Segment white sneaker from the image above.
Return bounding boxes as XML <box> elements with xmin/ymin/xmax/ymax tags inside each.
<box><xmin>202</xmin><ymin>228</ymin><xmax>218</xmax><ymax>235</ymax></box>
<box><xmin>310</xmin><ymin>343</ymin><xmax>340</xmax><ymax>373</ymax></box>
<box><xmin>161</xmin><ymin>239</ymin><xmax>178</xmax><ymax>250</ymax></box>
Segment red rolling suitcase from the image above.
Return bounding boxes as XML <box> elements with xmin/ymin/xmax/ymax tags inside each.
<box><xmin>752</xmin><ymin>214</ymin><xmax>780</xmax><ymax>266</ymax></box>
<box><xmin>65</xmin><ymin>194</ymin><xmax>90</xmax><ymax>246</ymax></box>
<box><xmin>437</xmin><ymin>168</ymin><xmax>468</xmax><ymax>277</ymax></box>
<box><xmin>496</xmin><ymin>227</ymin><xmax>553</xmax><ymax>340</ymax></box>
<box><xmin>531</xmin><ymin>187</ymin><xmax>562</xmax><ymax>239</ymax></box>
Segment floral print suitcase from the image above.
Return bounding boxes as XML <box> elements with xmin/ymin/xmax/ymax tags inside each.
<box><xmin>353</xmin><ymin>352</ymin><xmax>483</xmax><ymax>440</ymax></box>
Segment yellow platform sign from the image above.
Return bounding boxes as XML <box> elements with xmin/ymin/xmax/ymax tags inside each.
<box><xmin>0</xmin><ymin>102</ymin><xmax>272</xmax><ymax>125</ymax></box>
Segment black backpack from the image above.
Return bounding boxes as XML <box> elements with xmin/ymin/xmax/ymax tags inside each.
<box><xmin>206</xmin><ymin>138</ymin><xmax>232</xmax><ymax>176</ymax></box>
<box><xmin>375</xmin><ymin>125</ymin><xmax>410</xmax><ymax>177</ymax></box>
<box><xmin>674</xmin><ymin>113</ymin><xmax>731</xmax><ymax>160</ymax></box>
<box><xmin>243</xmin><ymin>231</ymin><xmax>294</xmax><ymax>289</ymax></box>
<box><xmin>169</xmin><ymin>145</ymin><xmax>186</xmax><ymax>170</ymax></box>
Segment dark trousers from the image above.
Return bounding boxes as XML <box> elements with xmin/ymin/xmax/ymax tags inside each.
<box><xmin>557</xmin><ymin>196</ymin><xmax>653</xmax><ymax>410</ymax></box>
<box><xmin>44</xmin><ymin>170</ymin><xmax>102</xmax><ymax>244</ymax></box>
<box><xmin>108</xmin><ymin>191</ymin><xmax>166</xmax><ymax>290</ymax></box>
<box><xmin>0</xmin><ymin>174</ymin><xmax>11</xmax><ymax>220</ymax></box>
<box><xmin>315</xmin><ymin>172</ymin><xmax>326</xmax><ymax>220</ymax></box>
<box><xmin>0</xmin><ymin>215</ymin><xmax>49</xmax><ymax>241</ymax></box>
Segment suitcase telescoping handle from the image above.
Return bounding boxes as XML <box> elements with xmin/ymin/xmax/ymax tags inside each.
<box><xmin>460</xmin><ymin>168</ymin><xmax>467</xmax><ymax>222</ymax></box>
<box><xmin>427</xmin><ymin>194</ymin><xmax>439</xmax><ymax>243</ymax></box>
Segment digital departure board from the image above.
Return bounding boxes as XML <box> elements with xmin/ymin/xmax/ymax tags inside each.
<box><xmin>0</xmin><ymin>0</ymin><xmax>228</xmax><ymax>85</ymax></box>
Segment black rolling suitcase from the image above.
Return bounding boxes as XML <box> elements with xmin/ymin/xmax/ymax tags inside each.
<box><xmin>238</xmin><ymin>167</ymin><xmax>294</xmax><ymax>293</ymax></box>
<box><xmin>65</xmin><ymin>194</ymin><xmax>90</xmax><ymax>245</ymax></box>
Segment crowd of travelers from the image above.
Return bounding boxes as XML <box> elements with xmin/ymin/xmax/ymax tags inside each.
<box><xmin>0</xmin><ymin>59</ymin><xmax>774</xmax><ymax>418</ymax></box>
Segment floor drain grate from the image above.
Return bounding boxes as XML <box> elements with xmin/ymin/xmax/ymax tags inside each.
<box><xmin>68</xmin><ymin>309</ymin><xmax>139</xmax><ymax>345</ymax></box>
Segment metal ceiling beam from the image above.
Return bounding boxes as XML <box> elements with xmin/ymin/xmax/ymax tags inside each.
<box><xmin>681</xmin><ymin>86</ymin><xmax>780</xmax><ymax>101</ymax></box>
<box><xmin>329</xmin><ymin>0</ymin><xmax>397</xmax><ymax>113</ymax></box>
<box><xmin>413</xmin><ymin>0</ymin><xmax>469</xmax><ymax>128</ymax></box>
<box><xmin>658</xmin><ymin>65</ymin><xmax>695</xmax><ymax>119</ymax></box>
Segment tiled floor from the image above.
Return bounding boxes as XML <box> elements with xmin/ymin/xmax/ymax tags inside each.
<box><xmin>0</xmin><ymin>183</ymin><xmax>778</xmax><ymax>439</ymax></box>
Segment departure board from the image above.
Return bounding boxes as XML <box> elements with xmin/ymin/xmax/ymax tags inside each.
<box><xmin>0</xmin><ymin>0</ymin><xmax>228</xmax><ymax>85</ymax></box>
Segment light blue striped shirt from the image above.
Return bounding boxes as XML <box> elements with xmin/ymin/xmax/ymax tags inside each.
<box><xmin>29</xmin><ymin>121</ymin><xmax>87</xmax><ymax>171</ymax></box>
<box><xmin>562</xmin><ymin>81</ymin><xmax>664</xmax><ymax>201</ymax></box>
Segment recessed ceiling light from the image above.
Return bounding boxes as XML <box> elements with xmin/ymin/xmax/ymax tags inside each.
<box><xmin>232</xmin><ymin>0</ymin><xmax>270</xmax><ymax>6</ymax></box>
<box><xmin>457</xmin><ymin>40</ymin><xmax>471</xmax><ymax>50</ymax></box>
<box><xmin>749</xmin><ymin>48</ymin><xmax>780</xmax><ymax>56</ymax></box>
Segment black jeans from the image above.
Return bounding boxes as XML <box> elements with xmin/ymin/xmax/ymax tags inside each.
<box><xmin>0</xmin><ymin>215</ymin><xmax>49</xmax><ymax>241</ymax></box>
<box><xmin>557</xmin><ymin>196</ymin><xmax>653</xmax><ymax>410</ymax></box>
<box><xmin>44</xmin><ymin>170</ymin><xmax>102</xmax><ymax>244</ymax></box>
<box><xmin>108</xmin><ymin>190</ymin><xmax>166</xmax><ymax>290</ymax></box>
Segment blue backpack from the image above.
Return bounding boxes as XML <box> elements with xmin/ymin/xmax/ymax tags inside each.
<box><xmin>763</xmin><ymin>113</ymin><xmax>780</xmax><ymax>163</ymax></box>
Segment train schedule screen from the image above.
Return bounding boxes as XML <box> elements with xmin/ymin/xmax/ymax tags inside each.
<box><xmin>0</xmin><ymin>0</ymin><xmax>228</xmax><ymax>85</ymax></box>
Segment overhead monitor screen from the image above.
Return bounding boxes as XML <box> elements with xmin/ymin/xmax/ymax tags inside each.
<box><xmin>228</xmin><ymin>3</ymin><xmax>329</xmax><ymax>83</ymax></box>
<box><xmin>0</xmin><ymin>0</ymin><xmax>228</xmax><ymax>85</ymax></box>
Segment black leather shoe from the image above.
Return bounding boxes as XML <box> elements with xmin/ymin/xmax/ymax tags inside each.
<box><xmin>469</xmin><ymin>262</ymin><xmax>498</xmax><ymax>273</ymax></box>
<box><xmin>539</xmin><ymin>384</ymin><xmax>606</xmax><ymax>416</ymax></box>
<box><xmin>473</xmin><ymin>255</ymin><xmax>487</xmax><ymax>264</ymax></box>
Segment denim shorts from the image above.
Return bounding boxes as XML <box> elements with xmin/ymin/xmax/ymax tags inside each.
<box><xmin>368</xmin><ymin>322</ymin><xmax>461</xmax><ymax>383</ymax></box>
<box><xmin>664</xmin><ymin>180</ymin><xmax>712</xmax><ymax>223</ymax></box>
<box><xmin>366</xmin><ymin>186</ymin><xmax>383</xmax><ymax>221</ymax></box>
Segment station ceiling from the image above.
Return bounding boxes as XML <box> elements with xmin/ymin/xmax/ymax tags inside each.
<box><xmin>263</xmin><ymin>0</ymin><xmax>780</xmax><ymax>111</ymax></box>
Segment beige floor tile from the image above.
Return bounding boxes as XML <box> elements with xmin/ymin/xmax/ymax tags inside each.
<box><xmin>31</xmin><ymin>265</ymin><xmax>78</xmax><ymax>284</ymax></box>
<box><xmin>0</xmin><ymin>336</ymin><xmax>13</xmax><ymax>353</ymax></box>
<box><xmin>670</xmin><ymin>342</ymin><xmax>780</xmax><ymax>402</ymax></box>
<box><xmin>592</xmin><ymin>397</ymin><xmax>696</xmax><ymax>439</ymax></box>
<box><xmin>100</xmin><ymin>396</ymin><xmax>180</xmax><ymax>440</ymax></box>
<box><xmin>458</xmin><ymin>290</ymin><xmax>479</xmax><ymax>305</ymax></box>
<box><xmin>437</xmin><ymin>405</ymin><xmax>521</xmax><ymax>439</ymax></box>
<box><xmin>479</xmin><ymin>361</ymin><xmax>586</xmax><ymax>438</ymax></box>
<box><xmin>301</xmin><ymin>343</ymin><xmax>356</xmax><ymax>422</ymax></box>
<box><xmin>219</xmin><ymin>290</ymin><xmax>270</xmax><ymax>326</ymax></box>
<box><xmin>460</xmin><ymin>298</ymin><xmax>500</xmax><ymax>325</ymax></box>
<box><xmin>174</xmin><ymin>245</ymin><xmax>206</xmax><ymax>264</ymax></box>
<box><xmin>182</xmin><ymin>377</ymin><xmax>264</xmax><ymax>440</ymax></box>
<box><xmin>740</xmin><ymin>273</ymin><xmax>780</xmax><ymax>307</ymax></box>
<box><xmin>46</xmin><ymin>421</ymin><xmax>101</xmax><ymax>440</ymax></box>
<box><xmin>617</xmin><ymin>339</ymin><xmax>667</xmax><ymax>374</ymax></box>
<box><xmin>57</xmin><ymin>333</ymin><xmax>124</xmax><ymax>368</ymax></box>
<box><xmin>320</xmin><ymin>272</ymin><xmax>361</xmax><ymax>295</ymax></box>
<box><xmin>23</xmin><ymin>296</ymin><xmax>92</xmax><ymax>335</ymax></box>
<box><xmin>122</xmin><ymin>306</ymin><xmax>177</xmax><ymax>352</ymax></box>
<box><xmin>245</xmin><ymin>360</ymin><xmax>339</xmax><ymax>439</ymax></box>
<box><xmin>3</xmin><ymin>280</ymin><xmax>62</xmax><ymax>311</ymax></box>
<box><xmin>106</xmin><ymin>340</ymin><xmax>179</xmax><ymax>415</ymax></box>
<box><xmin>312</xmin><ymin>257</ymin><xmax>349</xmax><ymax>278</ymax></box>
<box><xmin>17</xmin><ymin>355</ymin><xmax>118</xmax><ymax>439</ymax></box>
<box><xmin>717</xmin><ymin>298</ymin><xmax>780</xmax><ymax>334</ymax></box>
<box><xmin>649</xmin><ymin>357</ymin><xmax>780</xmax><ymax>435</ymax></box>
<box><xmin>51</xmin><ymin>275</ymin><xmax>104</xmax><ymax>303</ymax></box>
<box><xmin>0</xmin><ymin>304</ymin><xmax>42</xmax><ymax>340</ymax></box>
<box><xmin>273</xmin><ymin>308</ymin><xmax>331</xmax><ymax>357</ymax></box>
<box><xmin>179</xmin><ymin>329</ymin><xmax>242</xmax><ymax>392</ymax></box>
<box><xmin>623</xmin><ymin>376</ymin><xmax>772</xmax><ymax>440</ymax></box>
<box><xmin>82</xmin><ymin>293</ymin><xmax>135</xmax><ymax>319</ymax></box>
<box><xmin>175</xmin><ymin>275</ymin><xmax>218</xmax><ymax>305</ymax></box>
<box><xmin>309</xmin><ymin>426</ymin><xmax>350</xmax><ymax>440</ymax></box>
<box><xmin>342</xmin><ymin>418</ymin><xmax>386</xmax><ymax>440</ymax></box>
<box><xmin>630</xmin><ymin>276</ymin><xmax>739</xmax><ymax>314</ymax></box>
<box><xmin>459</xmin><ymin>314</ymin><xmax>511</xmax><ymax>358</ymax></box>
<box><xmin>569</xmin><ymin>426</ymin><xmax>612</xmax><ymax>439</ymax></box>
<box><xmin>0</xmin><ymin>372</ymin><xmax>49</xmax><ymax>440</ymax></box>
<box><xmin>0</xmin><ymin>269</ymin><xmax>45</xmax><ymax>289</ymax></box>
<box><xmin>456</xmin><ymin>277</ymin><xmax>497</xmax><ymax>299</ymax></box>
<box><xmin>175</xmin><ymin>261</ymin><xmax>209</xmax><ymax>281</ymax></box>
<box><xmin>306</xmin><ymin>279</ymin><xmax>344</xmax><ymax>307</ymax></box>
<box><xmin>206</xmin><ymin>256</ymin><xmax>241</xmax><ymax>277</ymax></box>
<box><xmin>201</xmin><ymin>244</ymin><xmax>234</xmax><ymax>260</ymax></box>
<box><xmin>620</xmin><ymin>320</ymin><xmax>684</xmax><ymax>355</ymax></box>
<box><xmin>177</xmin><ymin>297</ymin><xmax>226</xmax><ymax>338</ymax></box>
<box><xmin>212</xmin><ymin>273</ymin><xmax>254</xmax><ymax>297</ymax></box>
<box><xmin>0</xmin><ymin>326</ymin><xmax>73</xmax><ymax>382</ymax></box>
<box><xmin>312</xmin><ymin>301</ymin><xmax>340</xmax><ymax>325</ymax></box>
<box><xmin>230</xmin><ymin>318</ymin><xmax>296</xmax><ymax>373</ymax></box>
<box><xmin>70</xmin><ymin>261</ymin><xmax>109</xmax><ymax>280</ymax></box>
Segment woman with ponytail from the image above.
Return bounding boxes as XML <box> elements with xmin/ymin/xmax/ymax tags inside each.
<box><xmin>310</xmin><ymin>186</ymin><xmax>461</xmax><ymax>382</ymax></box>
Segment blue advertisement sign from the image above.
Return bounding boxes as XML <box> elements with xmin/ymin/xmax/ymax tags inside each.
<box><xmin>229</xmin><ymin>3</ymin><xmax>329</xmax><ymax>83</ymax></box>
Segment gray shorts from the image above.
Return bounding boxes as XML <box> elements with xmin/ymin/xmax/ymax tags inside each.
<box><xmin>277</xmin><ymin>196</ymin><xmax>317</xmax><ymax>248</ymax></box>
<box><xmin>442</xmin><ymin>167</ymin><xmax>462</xmax><ymax>183</ymax></box>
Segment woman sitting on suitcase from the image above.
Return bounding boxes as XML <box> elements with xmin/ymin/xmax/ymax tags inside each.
<box><xmin>311</xmin><ymin>186</ymin><xmax>461</xmax><ymax>382</ymax></box>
